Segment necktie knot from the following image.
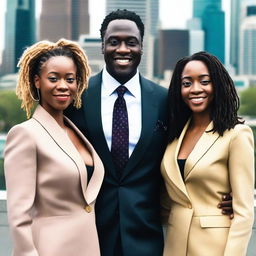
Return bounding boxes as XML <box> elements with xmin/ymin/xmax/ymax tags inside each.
<box><xmin>116</xmin><ymin>85</ymin><xmax>127</xmax><ymax>98</ymax></box>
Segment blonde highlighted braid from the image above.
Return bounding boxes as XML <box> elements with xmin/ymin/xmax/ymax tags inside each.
<box><xmin>16</xmin><ymin>38</ymin><xmax>91</xmax><ymax>118</ymax></box>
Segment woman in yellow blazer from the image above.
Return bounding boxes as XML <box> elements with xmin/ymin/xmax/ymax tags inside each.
<box><xmin>4</xmin><ymin>39</ymin><xmax>104</xmax><ymax>256</ymax></box>
<box><xmin>161</xmin><ymin>51</ymin><xmax>254</xmax><ymax>256</ymax></box>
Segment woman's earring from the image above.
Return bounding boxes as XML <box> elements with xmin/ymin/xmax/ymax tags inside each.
<box><xmin>29</xmin><ymin>88</ymin><xmax>40</xmax><ymax>102</ymax></box>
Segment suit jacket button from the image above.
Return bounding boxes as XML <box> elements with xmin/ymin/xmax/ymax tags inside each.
<box><xmin>188</xmin><ymin>204</ymin><xmax>192</xmax><ymax>209</ymax></box>
<box><xmin>85</xmin><ymin>205</ymin><xmax>92</xmax><ymax>213</ymax></box>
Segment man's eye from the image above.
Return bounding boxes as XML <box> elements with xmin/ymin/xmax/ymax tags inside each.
<box><xmin>109</xmin><ymin>39</ymin><xmax>119</xmax><ymax>45</ymax></box>
<box><xmin>201</xmin><ymin>80</ymin><xmax>211</xmax><ymax>85</ymax></box>
<box><xmin>127</xmin><ymin>40</ymin><xmax>137</xmax><ymax>46</ymax></box>
<box><xmin>182</xmin><ymin>81</ymin><xmax>192</xmax><ymax>87</ymax></box>
<box><xmin>48</xmin><ymin>77</ymin><xmax>57</xmax><ymax>82</ymax></box>
<box><xmin>66</xmin><ymin>78</ymin><xmax>75</xmax><ymax>83</ymax></box>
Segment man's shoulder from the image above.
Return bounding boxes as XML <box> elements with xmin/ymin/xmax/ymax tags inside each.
<box><xmin>140</xmin><ymin>75</ymin><xmax>168</xmax><ymax>96</ymax></box>
<box><xmin>89</xmin><ymin>72</ymin><xmax>102</xmax><ymax>85</ymax></box>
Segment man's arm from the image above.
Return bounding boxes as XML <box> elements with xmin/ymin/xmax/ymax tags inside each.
<box><xmin>218</xmin><ymin>193</ymin><xmax>234</xmax><ymax>219</ymax></box>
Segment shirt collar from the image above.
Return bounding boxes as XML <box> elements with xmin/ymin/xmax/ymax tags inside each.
<box><xmin>102</xmin><ymin>66</ymin><xmax>140</xmax><ymax>97</ymax></box>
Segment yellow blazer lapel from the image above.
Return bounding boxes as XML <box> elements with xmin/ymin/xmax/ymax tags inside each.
<box><xmin>162</xmin><ymin>120</ymin><xmax>191</xmax><ymax>199</ymax></box>
<box><xmin>184</xmin><ymin>121</ymin><xmax>220</xmax><ymax>180</ymax></box>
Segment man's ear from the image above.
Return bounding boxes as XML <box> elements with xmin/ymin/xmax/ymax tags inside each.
<box><xmin>34</xmin><ymin>75</ymin><xmax>40</xmax><ymax>89</ymax></box>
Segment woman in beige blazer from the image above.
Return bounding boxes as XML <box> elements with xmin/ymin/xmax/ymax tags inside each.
<box><xmin>161</xmin><ymin>51</ymin><xmax>254</xmax><ymax>256</ymax></box>
<box><xmin>4</xmin><ymin>39</ymin><xmax>104</xmax><ymax>256</ymax></box>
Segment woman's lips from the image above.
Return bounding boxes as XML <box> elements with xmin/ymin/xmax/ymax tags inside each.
<box><xmin>54</xmin><ymin>95</ymin><xmax>70</xmax><ymax>101</ymax></box>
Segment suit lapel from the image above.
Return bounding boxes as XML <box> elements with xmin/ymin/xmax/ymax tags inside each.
<box><xmin>83</xmin><ymin>73</ymin><xmax>116</xmax><ymax>177</ymax></box>
<box><xmin>162</xmin><ymin>121</ymin><xmax>190</xmax><ymax>198</ymax></box>
<box><xmin>184</xmin><ymin>121</ymin><xmax>220</xmax><ymax>180</ymax></box>
<box><xmin>121</xmin><ymin>76</ymin><xmax>159</xmax><ymax>179</ymax></box>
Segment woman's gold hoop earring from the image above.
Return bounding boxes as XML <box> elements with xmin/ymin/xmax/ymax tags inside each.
<box><xmin>29</xmin><ymin>88</ymin><xmax>40</xmax><ymax>102</ymax></box>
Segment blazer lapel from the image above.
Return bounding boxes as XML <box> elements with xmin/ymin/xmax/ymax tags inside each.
<box><xmin>121</xmin><ymin>76</ymin><xmax>159</xmax><ymax>179</ymax></box>
<box><xmin>184</xmin><ymin>121</ymin><xmax>220</xmax><ymax>180</ymax></box>
<box><xmin>66</xmin><ymin>118</ymin><xmax>104</xmax><ymax>205</ymax></box>
<box><xmin>32</xmin><ymin>105</ymin><xmax>102</xmax><ymax>205</ymax></box>
<box><xmin>162</xmin><ymin>121</ymin><xmax>190</xmax><ymax>199</ymax></box>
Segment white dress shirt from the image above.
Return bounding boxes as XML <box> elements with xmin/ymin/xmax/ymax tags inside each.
<box><xmin>101</xmin><ymin>67</ymin><xmax>142</xmax><ymax>157</ymax></box>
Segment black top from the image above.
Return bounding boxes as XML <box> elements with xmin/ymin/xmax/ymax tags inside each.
<box><xmin>86</xmin><ymin>165</ymin><xmax>94</xmax><ymax>184</ymax></box>
<box><xmin>177</xmin><ymin>159</ymin><xmax>186</xmax><ymax>180</ymax></box>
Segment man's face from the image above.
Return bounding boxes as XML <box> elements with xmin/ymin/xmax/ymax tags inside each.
<box><xmin>102</xmin><ymin>19</ymin><xmax>142</xmax><ymax>84</ymax></box>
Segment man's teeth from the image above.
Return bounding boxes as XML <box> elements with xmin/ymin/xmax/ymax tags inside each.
<box><xmin>116</xmin><ymin>59</ymin><xmax>129</xmax><ymax>63</ymax></box>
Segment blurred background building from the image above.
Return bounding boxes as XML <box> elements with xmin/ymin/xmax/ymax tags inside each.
<box><xmin>1</xmin><ymin>0</ymin><xmax>36</xmax><ymax>75</ymax></box>
<box><xmin>39</xmin><ymin>0</ymin><xmax>90</xmax><ymax>41</ymax></box>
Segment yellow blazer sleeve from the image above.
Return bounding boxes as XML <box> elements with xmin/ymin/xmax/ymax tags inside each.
<box><xmin>224</xmin><ymin>124</ymin><xmax>255</xmax><ymax>256</ymax></box>
<box><xmin>4</xmin><ymin>124</ymin><xmax>39</xmax><ymax>256</ymax></box>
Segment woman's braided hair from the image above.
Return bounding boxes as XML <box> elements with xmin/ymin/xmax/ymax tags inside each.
<box><xmin>16</xmin><ymin>38</ymin><xmax>90</xmax><ymax>118</ymax></box>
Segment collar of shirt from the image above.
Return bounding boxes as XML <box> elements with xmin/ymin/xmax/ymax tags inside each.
<box><xmin>102</xmin><ymin>66</ymin><xmax>140</xmax><ymax>98</ymax></box>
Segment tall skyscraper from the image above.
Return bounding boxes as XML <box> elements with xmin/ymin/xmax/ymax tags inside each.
<box><xmin>106</xmin><ymin>0</ymin><xmax>159</xmax><ymax>78</ymax></box>
<box><xmin>0</xmin><ymin>0</ymin><xmax>36</xmax><ymax>75</ymax></box>
<box><xmin>39</xmin><ymin>0</ymin><xmax>90</xmax><ymax>42</ymax></box>
<box><xmin>239</xmin><ymin>5</ymin><xmax>256</xmax><ymax>75</ymax></box>
<box><xmin>193</xmin><ymin>0</ymin><xmax>221</xmax><ymax>18</ymax></box>
<box><xmin>157</xmin><ymin>30</ymin><xmax>189</xmax><ymax>75</ymax></box>
<box><xmin>230</xmin><ymin>0</ymin><xmax>241</xmax><ymax>73</ymax></box>
<box><xmin>193</xmin><ymin>0</ymin><xmax>225</xmax><ymax>63</ymax></box>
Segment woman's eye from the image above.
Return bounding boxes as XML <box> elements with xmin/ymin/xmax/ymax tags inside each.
<box><xmin>201</xmin><ymin>80</ymin><xmax>211</xmax><ymax>85</ymax></box>
<box><xmin>48</xmin><ymin>77</ymin><xmax>57</xmax><ymax>82</ymax></box>
<box><xmin>182</xmin><ymin>81</ymin><xmax>192</xmax><ymax>87</ymax></box>
<box><xmin>66</xmin><ymin>78</ymin><xmax>75</xmax><ymax>83</ymax></box>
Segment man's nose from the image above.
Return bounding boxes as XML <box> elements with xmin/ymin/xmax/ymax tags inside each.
<box><xmin>116</xmin><ymin>41</ymin><xmax>130</xmax><ymax>53</ymax></box>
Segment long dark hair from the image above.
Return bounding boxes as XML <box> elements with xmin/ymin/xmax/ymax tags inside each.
<box><xmin>167</xmin><ymin>51</ymin><xmax>243</xmax><ymax>142</ymax></box>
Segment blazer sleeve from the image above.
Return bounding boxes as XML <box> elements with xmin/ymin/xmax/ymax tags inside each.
<box><xmin>160</xmin><ymin>182</ymin><xmax>172</xmax><ymax>226</ymax></box>
<box><xmin>224</xmin><ymin>125</ymin><xmax>255</xmax><ymax>256</ymax></box>
<box><xmin>4</xmin><ymin>124</ymin><xmax>39</xmax><ymax>256</ymax></box>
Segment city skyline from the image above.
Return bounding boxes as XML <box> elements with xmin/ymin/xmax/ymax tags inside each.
<box><xmin>0</xmin><ymin>0</ymin><xmax>231</xmax><ymax>66</ymax></box>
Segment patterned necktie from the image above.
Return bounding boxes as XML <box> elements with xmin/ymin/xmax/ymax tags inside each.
<box><xmin>111</xmin><ymin>85</ymin><xmax>129</xmax><ymax>175</ymax></box>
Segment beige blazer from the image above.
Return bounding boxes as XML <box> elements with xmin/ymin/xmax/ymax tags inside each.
<box><xmin>161</xmin><ymin>121</ymin><xmax>254</xmax><ymax>256</ymax></box>
<box><xmin>4</xmin><ymin>105</ymin><xmax>104</xmax><ymax>256</ymax></box>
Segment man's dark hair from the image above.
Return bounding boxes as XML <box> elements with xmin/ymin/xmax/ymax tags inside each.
<box><xmin>100</xmin><ymin>9</ymin><xmax>145</xmax><ymax>42</ymax></box>
<box><xmin>167</xmin><ymin>51</ymin><xmax>244</xmax><ymax>142</ymax></box>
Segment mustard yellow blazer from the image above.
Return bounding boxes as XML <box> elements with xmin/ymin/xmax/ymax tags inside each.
<box><xmin>4</xmin><ymin>105</ymin><xmax>104</xmax><ymax>256</ymax></box>
<box><xmin>161</xmin><ymin>121</ymin><xmax>254</xmax><ymax>256</ymax></box>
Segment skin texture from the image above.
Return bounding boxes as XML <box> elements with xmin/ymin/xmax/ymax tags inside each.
<box><xmin>102</xmin><ymin>19</ymin><xmax>142</xmax><ymax>84</ymax></box>
<box><xmin>34</xmin><ymin>56</ymin><xmax>78</xmax><ymax>120</ymax></box>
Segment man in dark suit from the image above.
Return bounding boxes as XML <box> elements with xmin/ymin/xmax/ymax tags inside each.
<box><xmin>65</xmin><ymin>9</ymin><xmax>233</xmax><ymax>256</ymax></box>
<box><xmin>66</xmin><ymin>9</ymin><xmax>167</xmax><ymax>256</ymax></box>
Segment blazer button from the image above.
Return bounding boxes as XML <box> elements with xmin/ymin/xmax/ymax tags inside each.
<box><xmin>188</xmin><ymin>204</ymin><xmax>192</xmax><ymax>209</ymax></box>
<box><xmin>85</xmin><ymin>205</ymin><xmax>92</xmax><ymax>213</ymax></box>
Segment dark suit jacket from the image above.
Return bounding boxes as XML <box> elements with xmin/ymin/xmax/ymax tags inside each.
<box><xmin>65</xmin><ymin>72</ymin><xmax>168</xmax><ymax>256</ymax></box>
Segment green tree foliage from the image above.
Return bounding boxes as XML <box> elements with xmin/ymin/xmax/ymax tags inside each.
<box><xmin>0</xmin><ymin>90</ymin><xmax>27</xmax><ymax>133</ymax></box>
<box><xmin>239</xmin><ymin>87</ymin><xmax>256</xmax><ymax>116</ymax></box>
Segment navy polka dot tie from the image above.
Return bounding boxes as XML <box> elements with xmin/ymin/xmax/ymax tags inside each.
<box><xmin>111</xmin><ymin>85</ymin><xmax>129</xmax><ymax>176</ymax></box>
